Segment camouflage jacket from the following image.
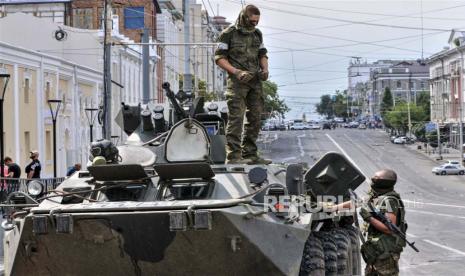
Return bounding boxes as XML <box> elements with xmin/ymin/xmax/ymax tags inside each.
<box><xmin>214</xmin><ymin>26</ymin><xmax>268</xmax><ymax>76</ymax></box>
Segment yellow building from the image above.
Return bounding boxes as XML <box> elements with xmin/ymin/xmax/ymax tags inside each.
<box><xmin>1</xmin><ymin>41</ymin><xmax>102</xmax><ymax>177</ymax></box>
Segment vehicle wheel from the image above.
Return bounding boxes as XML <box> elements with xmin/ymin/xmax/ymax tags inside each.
<box><xmin>436</xmin><ymin>173</ymin><xmax>439</xmax><ymax>175</ymax></box>
<box><xmin>299</xmin><ymin>234</ymin><xmax>325</xmax><ymax>276</ymax></box>
<box><xmin>441</xmin><ymin>171</ymin><xmax>447</xmax><ymax>175</ymax></box>
<box><xmin>332</xmin><ymin>228</ymin><xmax>351</xmax><ymax>275</ymax></box>
<box><xmin>344</xmin><ymin>225</ymin><xmax>362</xmax><ymax>276</ymax></box>
<box><xmin>314</xmin><ymin>231</ymin><xmax>338</xmax><ymax>276</ymax></box>
<box><xmin>460</xmin><ymin>171</ymin><xmax>464</xmax><ymax>175</ymax></box>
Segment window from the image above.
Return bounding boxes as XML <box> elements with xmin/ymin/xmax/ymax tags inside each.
<box><xmin>397</xmin><ymin>81</ymin><xmax>402</xmax><ymax>89</ymax></box>
<box><xmin>381</xmin><ymin>80</ymin><xmax>385</xmax><ymax>88</ymax></box>
<box><xmin>420</xmin><ymin>81</ymin><xmax>425</xmax><ymax>89</ymax></box>
<box><xmin>46</xmin><ymin>130</ymin><xmax>52</xmax><ymax>160</ymax></box>
<box><xmin>45</xmin><ymin>81</ymin><xmax>51</xmax><ymax>103</ymax></box>
<box><xmin>124</xmin><ymin>7</ymin><xmax>144</xmax><ymax>29</ymax></box>
<box><xmin>24</xmin><ymin>131</ymin><xmax>30</xmax><ymax>155</ymax></box>
<box><xmin>73</xmin><ymin>8</ymin><xmax>94</xmax><ymax>29</ymax></box>
<box><xmin>24</xmin><ymin>78</ymin><xmax>30</xmax><ymax>104</ymax></box>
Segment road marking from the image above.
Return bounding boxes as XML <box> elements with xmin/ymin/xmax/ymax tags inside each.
<box><xmin>404</xmin><ymin>199</ymin><xmax>465</xmax><ymax>209</ymax></box>
<box><xmin>408</xmin><ymin>209</ymin><xmax>465</xmax><ymax>220</ymax></box>
<box><xmin>422</xmin><ymin>239</ymin><xmax>465</xmax><ymax>257</ymax></box>
<box><xmin>297</xmin><ymin>133</ymin><xmax>306</xmax><ymax>157</ymax></box>
<box><xmin>326</xmin><ymin>133</ymin><xmax>369</xmax><ymax>178</ymax></box>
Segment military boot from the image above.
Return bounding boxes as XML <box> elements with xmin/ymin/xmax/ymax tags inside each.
<box><xmin>246</xmin><ymin>156</ymin><xmax>272</xmax><ymax>165</ymax></box>
<box><xmin>226</xmin><ymin>158</ymin><xmax>253</xmax><ymax>165</ymax></box>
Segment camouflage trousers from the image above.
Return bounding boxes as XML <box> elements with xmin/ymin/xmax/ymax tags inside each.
<box><xmin>365</xmin><ymin>254</ymin><xmax>400</xmax><ymax>276</ymax></box>
<box><xmin>225</xmin><ymin>79</ymin><xmax>264</xmax><ymax>161</ymax></box>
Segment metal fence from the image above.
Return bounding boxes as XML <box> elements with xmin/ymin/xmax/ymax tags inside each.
<box><xmin>0</xmin><ymin>177</ymin><xmax>65</xmax><ymax>202</ymax></box>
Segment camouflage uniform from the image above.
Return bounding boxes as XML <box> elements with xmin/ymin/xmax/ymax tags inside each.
<box><xmin>363</xmin><ymin>191</ymin><xmax>406</xmax><ymax>276</ymax></box>
<box><xmin>214</xmin><ymin>8</ymin><xmax>268</xmax><ymax>162</ymax></box>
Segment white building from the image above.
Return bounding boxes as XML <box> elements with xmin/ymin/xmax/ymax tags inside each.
<box><xmin>0</xmin><ymin>13</ymin><xmax>158</xmax><ymax>176</ymax></box>
<box><xmin>428</xmin><ymin>30</ymin><xmax>465</xmax><ymax>147</ymax></box>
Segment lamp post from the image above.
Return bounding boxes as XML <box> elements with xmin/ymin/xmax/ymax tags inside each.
<box><xmin>0</xmin><ymin>73</ymin><xmax>11</xmax><ymax>178</ymax></box>
<box><xmin>48</xmin><ymin>99</ymin><xmax>62</xmax><ymax>177</ymax></box>
<box><xmin>85</xmin><ymin>107</ymin><xmax>98</xmax><ymax>144</ymax></box>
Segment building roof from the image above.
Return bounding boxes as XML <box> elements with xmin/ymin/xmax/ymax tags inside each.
<box><xmin>0</xmin><ymin>0</ymin><xmax>70</xmax><ymax>4</ymax></box>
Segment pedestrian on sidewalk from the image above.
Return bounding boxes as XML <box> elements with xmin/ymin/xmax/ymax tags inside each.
<box><xmin>4</xmin><ymin>156</ymin><xmax>21</xmax><ymax>178</ymax></box>
<box><xmin>25</xmin><ymin>150</ymin><xmax>41</xmax><ymax>179</ymax></box>
<box><xmin>215</xmin><ymin>4</ymin><xmax>271</xmax><ymax>165</ymax></box>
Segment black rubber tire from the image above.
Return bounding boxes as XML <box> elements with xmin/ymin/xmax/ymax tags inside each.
<box><xmin>299</xmin><ymin>234</ymin><xmax>325</xmax><ymax>276</ymax></box>
<box><xmin>441</xmin><ymin>171</ymin><xmax>447</xmax><ymax>175</ymax></box>
<box><xmin>345</xmin><ymin>225</ymin><xmax>362</xmax><ymax>276</ymax></box>
<box><xmin>315</xmin><ymin>231</ymin><xmax>338</xmax><ymax>276</ymax></box>
<box><xmin>332</xmin><ymin>228</ymin><xmax>351</xmax><ymax>275</ymax></box>
<box><xmin>459</xmin><ymin>171</ymin><xmax>464</xmax><ymax>175</ymax></box>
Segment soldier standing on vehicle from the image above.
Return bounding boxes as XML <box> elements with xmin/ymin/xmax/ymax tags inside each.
<box><xmin>215</xmin><ymin>4</ymin><xmax>271</xmax><ymax>165</ymax></box>
<box><xmin>359</xmin><ymin>169</ymin><xmax>406</xmax><ymax>276</ymax></box>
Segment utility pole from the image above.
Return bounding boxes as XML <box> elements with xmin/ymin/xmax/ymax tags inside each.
<box><xmin>183</xmin><ymin>0</ymin><xmax>193</xmax><ymax>95</ymax></box>
<box><xmin>103</xmin><ymin>0</ymin><xmax>112</xmax><ymax>139</ymax></box>
<box><xmin>193</xmin><ymin>46</ymin><xmax>199</xmax><ymax>97</ymax></box>
<box><xmin>407</xmin><ymin>73</ymin><xmax>412</xmax><ymax>138</ymax></box>
<box><xmin>142</xmin><ymin>28</ymin><xmax>150</xmax><ymax>104</ymax></box>
<box><xmin>458</xmin><ymin>48</ymin><xmax>464</xmax><ymax>165</ymax></box>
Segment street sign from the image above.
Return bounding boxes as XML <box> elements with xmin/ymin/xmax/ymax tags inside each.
<box><xmin>425</xmin><ymin>122</ymin><xmax>436</xmax><ymax>133</ymax></box>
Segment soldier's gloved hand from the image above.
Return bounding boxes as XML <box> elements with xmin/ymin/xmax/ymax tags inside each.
<box><xmin>359</xmin><ymin>206</ymin><xmax>372</xmax><ymax>222</ymax></box>
<box><xmin>259</xmin><ymin>70</ymin><xmax>269</xmax><ymax>81</ymax></box>
<box><xmin>234</xmin><ymin>69</ymin><xmax>254</xmax><ymax>83</ymax></box>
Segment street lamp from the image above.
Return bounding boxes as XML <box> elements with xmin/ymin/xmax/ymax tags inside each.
<box><xmin>0</xmin><ymin>73</ymin><xmax>11</xmax><ymax>178</ymax></box>
<box><xmin>84</xmin><ymin>107</ymin><xmax>98</xmax><ymax>144</ymax></box>
<box><xmin>48</xmin><ymin>99</ymin><xmax>62</xmax><ymax>177</ymax></box>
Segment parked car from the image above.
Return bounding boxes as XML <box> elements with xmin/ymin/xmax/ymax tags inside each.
<box><xmin>310</xmin><ymin>123</ymin><xmax>321</xmax><ymax>130</ymax></box>
<box><xmin>393</xmin><ymin>137</ymin><xmax>407</xmax><ymax>144</ymax></box>
<box><xmin>444</xmin><ymin>160</ymin><xmax>461</xmax><ymax>166</ymax></box>
<box><xmin>432</xmin><ymin>164</ymin><xmax>465</xmax><ymax>175</ymax></box>
<box><xmin>358</xmin><ymin>124</ymin><xmax>367</xmax><ymax>130</ymax></box>
<box><xmin>290</xmin><ymin>123</ymin><xmax>306</xmax><ymax>130</ymax></box>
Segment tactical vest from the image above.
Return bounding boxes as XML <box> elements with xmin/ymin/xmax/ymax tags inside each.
<box><xmin>361</xmin><ymin>191</ymin><xmax>407</xmax><ymax>263</ymax></box>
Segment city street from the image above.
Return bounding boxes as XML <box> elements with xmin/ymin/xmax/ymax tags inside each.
<box><xmin>260</xmin><ymin>127</ymin><xmax>465</xmax><ymax>275</ymax></box>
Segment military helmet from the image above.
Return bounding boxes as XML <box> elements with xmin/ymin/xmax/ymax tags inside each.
<box><xmin>370</xmin><ymin>169</ymin><xmax>397</xmax><ymax>190</ymax></box>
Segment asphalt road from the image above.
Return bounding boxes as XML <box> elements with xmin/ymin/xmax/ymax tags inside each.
<box><xmin>260</xmin><ymin>127</ymin><xmax>465</xmax><ymax>275</ymax></box>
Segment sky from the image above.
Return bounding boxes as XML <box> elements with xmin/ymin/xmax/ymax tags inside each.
<box><xmin>198</xmin><ymin>0</ymin><xmax>465</xmax><ymax>119</ymax></box>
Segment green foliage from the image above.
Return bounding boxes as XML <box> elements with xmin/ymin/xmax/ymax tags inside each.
<box><xmin>384</xmin><ymin>103</ymin><xmax>429</xmax><ymax>134</ymax></box>
<box><xmin>316</xmin><ymin>90</ymin><xmax>348</xmax><ymax>118</ymax></box>
<box><xmin>262</xmin><ymin>80</ymin><xmax>290</xmax><ymax>118</ymax></box>
<box><xmin>416</xmin><ymin>91</ymin><xmax>430</xmax><ymax>121</ymax></box>
<box><xmin>197</xmin><ymin>80</ymin><xmax>217</xmax><ymax>101</ymax></box>
<box><xmin>381</xmin><ymin>88</ymin><xmax>393</xmax><ymax>119</ymax></box>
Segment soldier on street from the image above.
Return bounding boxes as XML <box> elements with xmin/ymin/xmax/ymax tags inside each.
<box><xmin>215</xmin><ymin>4</ymin><xmax>271</xmax><ymax>165</ymax></box>
<box><xmin>359</xmin><ymin>169</ymin><xmax>406</xmax><ymax>276</ymax></box>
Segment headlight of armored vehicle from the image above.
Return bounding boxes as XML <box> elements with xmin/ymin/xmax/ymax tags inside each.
<box><xmin>27</xmin><ymin>180</ymin><xmax>44</xmax><ymax>196</ymax></box>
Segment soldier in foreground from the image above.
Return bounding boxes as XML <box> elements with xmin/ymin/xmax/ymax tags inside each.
<box><xmin>215</xmin><ymin>4</ymin><xmax>271</xmax><ymax>165</ymax></box>
<box><xmin>333</xmin><ymin>169</ymin><xmax>409</xmax><ymax>276</ymax></box>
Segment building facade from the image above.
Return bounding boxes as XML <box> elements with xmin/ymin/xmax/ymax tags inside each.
<box><xmin>428</xmin><ymin>30</ymin><xmax>465</xmax><ymax>147</ymax></box>
<box><xmin>0</xmin><ymin>0</ymin><xmax>70</xmax><ymax>24</ymax></box>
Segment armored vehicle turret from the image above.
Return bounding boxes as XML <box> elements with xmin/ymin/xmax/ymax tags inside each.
<box><xmin>2</xmin><ymin>83</ymin><xmax>364</xmax><ymax>275</ymax></box>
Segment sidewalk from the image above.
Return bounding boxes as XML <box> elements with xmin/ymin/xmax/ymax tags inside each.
<box><xmin>406</xmin><ymin>142</ymin><xmax>463</xmax><ymax>165</ymax></box>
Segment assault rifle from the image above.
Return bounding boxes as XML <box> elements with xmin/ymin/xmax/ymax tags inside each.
<box><xmin>348</xmin><ymin>189</ymin><xmax>419</xmax><ymax>253</ymax></box>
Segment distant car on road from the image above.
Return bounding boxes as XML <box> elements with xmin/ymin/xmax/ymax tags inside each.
<box><xmin>432</xmin><ymin>164</ymin><xmax>465</xmax><ymax>175</ymax></box>
<box><xmin>310</xmin><ymin>123</ymin><xmax>321</xmax><ymax>130</ymax></box>
<box><xmin>358</xmin><ymin>124</ymin><xmax>367</xmax><ymax>130</ymax></box>
<box><xmin>290</xmin><ymin>123</ymin><xmax>306</xmax><ymax>130</ymax></box>
<box><xmin>322</xmin><ymin>123</ymin><xmax>331</xmax><ymax>130</ymax></box>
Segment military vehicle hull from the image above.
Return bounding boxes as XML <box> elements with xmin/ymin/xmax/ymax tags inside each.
<box><xmin>5</xmin><ymin>203</ymin><xmax>312</xmax><ymax>275</ymax></box>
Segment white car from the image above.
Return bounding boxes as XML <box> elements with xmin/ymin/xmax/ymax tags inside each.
<box><xmin>310</xmin><ymin>124</ymin><xmax>321</xmax><ymax>130</ymax></box>
<box><xmin>393</xmin><ymin>137</ymin><xmax>407</xmax><ymax>144</ymax></box>
<box><xmin>291</xmin><ymin>123</ymin><xmax>306</xmax><ymax>130</ymax></box>
<box><xmin>432</xmin><ymin>164</ymin><xmax>465</xmax><ymax>175</ymax></box>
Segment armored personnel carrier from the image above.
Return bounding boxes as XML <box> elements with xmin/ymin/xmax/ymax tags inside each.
<box><xmin>2</xmin><ymin>83</ymin><xmax>365</xmax><ymax>275</ymax></box>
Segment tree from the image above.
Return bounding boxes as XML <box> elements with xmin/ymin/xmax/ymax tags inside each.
<box><xmin>316</xmin><ymin>95</ymin><xmax>333</xmax><ymax>117</ymax></box>
<box><xmin>381</xmin><ymin>87</ymin><xmax>393</xmax><ymax>120</ymax></box>
<box><xmin>197</xmin><ymin>80</ymin><xmax>217</xmax><ymax>102</ymax></box>
<box><xmin>384</xmin><ymin>102</ymin><xmax>429</xmax><ymax>135</ymax></box>
<box><xmin>262</xmin><ymin>80</ymin><xmax>289</xmax><ymax>118</ymax></box>
<box><xmin>416</xmin><ymin>91</ymin><xmax>431</xmax><ymax>121</ymax></box>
